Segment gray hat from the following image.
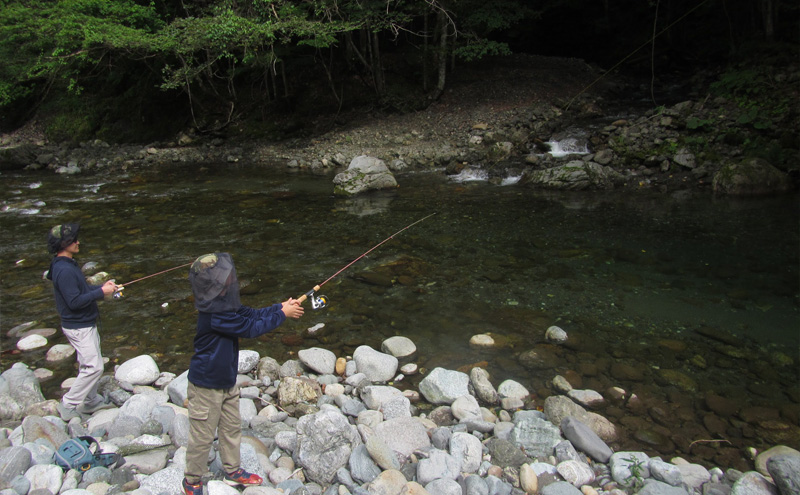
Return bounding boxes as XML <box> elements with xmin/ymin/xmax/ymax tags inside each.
<box><xmin>47</xmin><ymin>223</ymin><xmax>80</xmax><ymax>254</ymax></box>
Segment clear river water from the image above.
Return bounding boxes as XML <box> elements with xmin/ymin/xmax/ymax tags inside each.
<box><xmin>1</xmin><ymin>162</ymin><xmax>798</xmax><ymax>466</ymax></box>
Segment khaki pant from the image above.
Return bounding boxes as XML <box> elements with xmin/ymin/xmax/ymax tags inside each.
<box><xmin>184</xmin><ymin>382</ymin><xmax>241</xmax><ymax>484</ymax></box>
<box><xmin>61</xmin><ymin>324</ymin><xmax>104</xmax><ymax>408</ymax></box>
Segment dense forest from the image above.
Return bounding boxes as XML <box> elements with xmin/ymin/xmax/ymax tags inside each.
<box><xmin>0</xmin><ymin>0</ymin><xmax>797</xmax><ymax>143</ymax></box>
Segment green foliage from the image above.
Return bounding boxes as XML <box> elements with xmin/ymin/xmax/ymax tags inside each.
<box><xmin>623</xmin><ymin>455</ymin><xmax>646</xmax><ymax>490</ymax></box>
<box><xmin>709</xmin><ymin>63</ymin><xmax>792</xmax><ymax>132</ymax></box>
<box><xmin>40</xmin><ymin>94</ymin><xmax>100</xmax><ymax>143</ymax></box>
<box><xmin>685</xmin><ymin>116</ymin><xmax>714</xmax><ymax>130</ymax></box>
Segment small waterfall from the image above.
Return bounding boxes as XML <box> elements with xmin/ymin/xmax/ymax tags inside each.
<box><xmin>448</xmin><ymin>167</ymin><xmax>522</xmax><ymax>186</ymax></box>
<box><xmin>545</xmin><ymin>137</ymin><xmax>590</xmax><ymax>157</ymax></box>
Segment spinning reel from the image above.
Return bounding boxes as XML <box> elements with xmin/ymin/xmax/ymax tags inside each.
<box><xmin>305</xmin><ymin>289</ymin><xmax>329</xmax><ymax>310</ymax></box>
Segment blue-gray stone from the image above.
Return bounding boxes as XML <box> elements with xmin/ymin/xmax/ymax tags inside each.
<box><xmin>348</xmin><ymin>445</ymin><xmax>381</xmax><ymax>484</ymax></box>
<box><xmin>425</xmin><ymin>478</ymin><xmax>463</xmax><ymax>495</ymax></box>
<box><xmin>561</xmin><ymin>416</ymin><xmax>612</xmax><ymax>463</ymax></box>
<box><xmin>484</xmin><ymin>475</ymin><xmax>512</xmax><ymax>495</ymax></box>
<box><xmin>540</xmin><ymin>481</ymin><xmax>583</xmax><ymax>495</ymax></box>
<box><xmin>767</xmin><ymin>454</ymin><xmax>800</xmax><ymax>495</ymax></box>
<box><xmin>0</xmin><ymin>447</ymin><xmax>32</xmax><ymax>489</ymax></box>
<box><xmin>465</xmin><ymin>475</ymin><xmax>489</xmax><ymax>495</ymax></box>
<box><xmin>638</xmin><ymin>479</ymin><xmax>690</xmax><ymax>495</ymax></box>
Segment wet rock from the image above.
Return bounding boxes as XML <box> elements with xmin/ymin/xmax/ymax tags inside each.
<box><xmin>713</xmin><ymin>157</ymin><xmax>793</xmax><ymax>196</ymax></box>
<box><xmin>381</xmin><ymin>336</ymin><xmax>416</xmax><ymax>360</ymax></box>
<box><xmin>333</xmin><ymin>155</ymin><xmax>398</xmax><ymax>196</ymax></box>
<box><xmin>610</xmin><ymin>362</ymin><xmax>646</xmax><ymax>382</ymax></box>
<box><xmin>705</xmin><ymin>393</ymin><xmax>739</xmax><ymax>417</ymax></box>
<box><xmin>519</xmin><ymin>346</ymin><xmax>561</xmax><ymax>370</ymax></box>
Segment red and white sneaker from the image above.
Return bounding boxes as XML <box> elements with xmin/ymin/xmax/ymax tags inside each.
<box><xmin>223</xmin><ymin>468</ymin><xmax>263</xmax><ymax>486</ymax></box>
<box><xmin>182</xmin><ymin>478</ymin><xmax>202</xmax><ymax>495</ymax></box>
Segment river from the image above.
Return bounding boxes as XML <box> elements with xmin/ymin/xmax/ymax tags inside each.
<box><xmin>1</xmin><ymin>163</ymin><xmax>798</xmax><ymax>464</ymax></box>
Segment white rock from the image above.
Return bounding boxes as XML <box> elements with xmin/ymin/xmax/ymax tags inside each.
<box><xmin>298</xmin><ymin>347</ymin><xmax>337</xmax><ymax>375</ymax></box>
<box><xmin>469</xmin><ymin>334</ymin><xmax>495</xmax><ymax>347</ymax></box>
<box><xmin>497</xmin><ymin>379</ymin><xmax>530</xmax><ymax>400</ymax></box>
<box><xmin>17</xmin><ymin>334</ymin><xmax>47</xmax><ymax>351</ymax></box>
<box><xmin>545</xmin><ymin>325</ymin><xmax>568</xmax><ymax>343</ymax></box>
<box><xmin>25</xmin><ymin>464</ymin><xmax>63</xmax><ymax>494</ymax></box>
<box><xmin>557</xmin><ymin>459</ymin><xmax>595</xmax><ymax>486</ymax></box>
<box><xmin>115</xmin><ymin>355</ymin><xmax>160</xmax><ymax>385</ymax></box>
<box><xmin>381</xmin><ymin>336</ymin><xmax>417</xmax><ymax>358</ymax></box>
<box><xmin>238</xmin><ymin>350</ymin><xmax>260</xmax><ymax>374</ymax></box>
<box><xmin>46</xmin><ymin>343</ymin><xmax>75</xmax><ymax>362</ymax></box>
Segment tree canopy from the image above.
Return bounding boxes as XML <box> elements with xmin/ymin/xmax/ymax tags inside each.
<box><xmin>0</xmin><ymin>0</ymin><xmax>795</xmax><ymax>141</ymax></box>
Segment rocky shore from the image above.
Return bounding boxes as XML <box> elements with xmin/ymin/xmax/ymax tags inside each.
<box><xmin>1</xmin><ymin>64</ymin><xmax>798</xmax><ymax>198</ymax></box>
<box><xmin>2</xmin><ymin>331</ymin><xmax>799</xmax><ymax>495</ymax></box>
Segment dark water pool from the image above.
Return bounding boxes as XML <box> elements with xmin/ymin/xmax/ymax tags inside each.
<box><xmin>1</xmin><ymin>163</ymin><xmax>798</xmax><ymax>465</ymax></box>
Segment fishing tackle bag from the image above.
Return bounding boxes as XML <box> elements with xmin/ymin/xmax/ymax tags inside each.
<box><xmin>55</xmin><ymin>436</ymin><xmax>123</xmax><ymax>471</ymax></box>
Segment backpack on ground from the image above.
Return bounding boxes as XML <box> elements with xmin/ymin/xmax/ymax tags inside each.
<box><xmin>55</xmin><ymin>436</ymin><xmax>123</xmax><ymax>471</ymax></box>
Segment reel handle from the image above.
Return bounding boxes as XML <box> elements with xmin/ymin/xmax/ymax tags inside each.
<box><xmin>296</xmin><ymin>285</ymin><xmax>321</xmax><ymax>304</ymax></box>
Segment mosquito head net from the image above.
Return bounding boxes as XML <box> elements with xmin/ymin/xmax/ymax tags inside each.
<box><xmin>189</xmin><ymin>253</ymin><xmax>241</xmax><ymax>313</ymax></box>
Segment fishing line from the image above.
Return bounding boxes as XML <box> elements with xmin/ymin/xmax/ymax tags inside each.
<box><xmin>113</xmin><ymin>262</ymin><xmax>192</xmax><ymax>298</ymax></box>
<box><xmin>296</xmin><ymin>212</ymin><xmax>437</xmax><ymax>309</ymax></box>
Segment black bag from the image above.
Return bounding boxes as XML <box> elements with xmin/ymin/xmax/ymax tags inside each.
<box><xmin>55</xmin><ymin>436</ymin><xmax>123</xmax><ymax>471</ymax></box>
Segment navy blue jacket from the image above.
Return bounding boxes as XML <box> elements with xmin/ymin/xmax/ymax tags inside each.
<box><xmin>48</xmin><ymin>256</ymin><xmax>104</xmax><ymax>329</ymax></box>
<box><xmin>188</xmin><ymin>304</ymin><xmax>286</xmax><ymax>389</ymax></box>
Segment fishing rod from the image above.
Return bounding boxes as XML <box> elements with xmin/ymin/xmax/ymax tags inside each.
<box><xmin>113</xmin><ymin>262</ymin><xmax>192</xmax><ymax>299</ymax></box>
<box><xmin>296</xmin><ymin>212</ymin><xmax>437</xmax><ymax>309</ymax></box>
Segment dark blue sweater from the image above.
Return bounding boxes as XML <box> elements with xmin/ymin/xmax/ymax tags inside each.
<box><xmin>48</xmin><ymin>256</ymin><xmax>104</xmax><ymax>329</ymax></box>
<box><xmin>188</xmin><ymin>304</ymin><xmax>286</xmax><ymax>389</ymax></box>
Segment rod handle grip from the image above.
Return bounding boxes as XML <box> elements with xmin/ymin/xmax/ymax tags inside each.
<box><xmin>296</xmin><ymin>285</ymin><xmax>321</xmax><ymax>305</ymax></box>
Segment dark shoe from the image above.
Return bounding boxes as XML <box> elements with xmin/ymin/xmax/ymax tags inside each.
<box><xmin>223</xmin><ymin>468</ymin><xmax>263</xmax><ymax>486</ymax></box>
<box><xmin>182</xmin><ymin>478</ymin><xmax>203</xmax><ymax>495</ymax></box>
<box><xmin>57</xmin><ymin>403</ymin><xmax>80</xmax><ymax>421</ymax></box>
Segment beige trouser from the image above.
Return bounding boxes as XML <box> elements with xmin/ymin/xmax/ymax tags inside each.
<box><xmin>61</xmin><ymin>324</ymin><xmax>104</xmax><ymax>408</ymax></box>
<box><xmin>184</xmin><ymin>382</ymin><xmax>241</xmax><ymax>484</ymax></box>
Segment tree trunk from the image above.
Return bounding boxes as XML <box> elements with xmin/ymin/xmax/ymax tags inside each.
<box><xmin>760</xmin><ymin>0</ymin><xmax>775</xmax><ymax>41</ymax></box>
<box><xmin>371</xmin><ymin>31</ymin><xmax>385</xmax><ymax>96</ymax></box>
<box><xmin>423</xmin><ymin>13</ymin><xmax>429</xmax><ymax>92</ymax></box>
<box><xmin>433</xmin><ymin>9</ymin><xmax>447</xmax><ymax>100</ymax></box>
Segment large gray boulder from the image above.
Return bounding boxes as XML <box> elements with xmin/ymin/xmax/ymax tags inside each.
<box><xmin>0</xmin><ymin>364</ymin><xmax>46</xmax><ymax>421</ymax></box>
<box><xmin>0</xmin><ymin>144</ymin><xmax>37</xmax><ymax>171</ymax></box>
<box><xmin>333</xmin><ymin>155</ymin><xmax>398</xmax><ymax>196</ymax></box>
<box><xmin>295</xmin><ymin>407</ymin><xmax>361</xmax><ymax>484</ymax></box>
<box><xmin>712</xmin><ymin>157</ymin><xmax>793</xmax><ymax>195</ymax></box>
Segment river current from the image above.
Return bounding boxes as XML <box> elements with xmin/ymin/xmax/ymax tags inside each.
<box><xmin>1</xmin><ymin>163</ymin><xmax>798</xmax><ymax>463</ymax></box>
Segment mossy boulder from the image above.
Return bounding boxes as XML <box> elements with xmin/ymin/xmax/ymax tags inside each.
<box><xmin>712</xmin><ymin>157</ymin><xmax>793</xmax><ymax>195</ymax></box>
<box><xmin>333</xmin><ymin>155</ymin><xmax>398</xmax><ymax>196</ymax></box>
